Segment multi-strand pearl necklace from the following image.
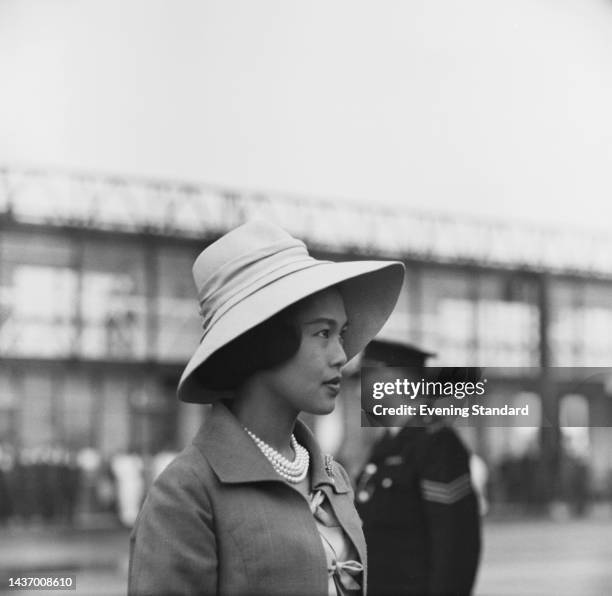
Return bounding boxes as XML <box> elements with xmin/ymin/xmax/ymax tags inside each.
<box><xmin>244</xmin><ymin>427</ymin><xmax>309</xmax><ymax>483</ymax></box>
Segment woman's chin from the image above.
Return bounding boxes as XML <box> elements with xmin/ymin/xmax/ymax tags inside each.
<box><xmin>308</xmin><ymin>397</ymin><xmax>337</xmax><ymax>416</ymax></box>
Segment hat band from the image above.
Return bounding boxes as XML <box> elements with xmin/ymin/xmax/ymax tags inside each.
<box><xmin>197</xmin><ymin>239</ymin><xmax>306</xmax><ymax>302</ymax></box>
<box><xmin>198</xmin><ymin>240</ymin><xmax>330</xmax><ymax>335</ymax></box>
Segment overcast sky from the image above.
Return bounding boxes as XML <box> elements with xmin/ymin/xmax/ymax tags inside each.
<box><xmin>1</xmin><ymin>0</ymin><xmax>612</xmax><ymax>231</ymax></box>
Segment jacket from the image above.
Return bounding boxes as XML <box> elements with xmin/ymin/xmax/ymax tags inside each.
<box><xmin>129</xmin><ymin>401</ymin><xmax>367</xmax><ymax>596</ymax></box>
<box><xmin>356</xmin><ymin>425</ymin><xmax>480</xmax><ymax>596</ymax></box>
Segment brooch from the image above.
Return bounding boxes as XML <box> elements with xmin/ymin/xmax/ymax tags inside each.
<box><xmin>324</xmin><ymin>454</ymin><xmax>334</xmax><ymax>478</ymax></box>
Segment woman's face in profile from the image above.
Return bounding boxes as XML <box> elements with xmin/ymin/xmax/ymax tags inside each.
<box><xmin>261</xmin><ymin>287</ymin><xmax>348</xmax><ymax>416</ymax></box>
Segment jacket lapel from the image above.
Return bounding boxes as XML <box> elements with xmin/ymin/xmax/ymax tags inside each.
<box><xmin>192</xmin><ymin>401</ymin><xmax>281</xmax><ymax>484</ymax></box>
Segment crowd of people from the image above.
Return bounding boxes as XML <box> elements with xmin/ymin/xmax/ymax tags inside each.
<box><xmin>0</xmin><ymin>445</ymin><xmax>81</xmax><ymax>525</ymax></box>
<box><xmin>0</xmin><ymin>440</ymin><xmax>594</xmax><ymax>532</ymax></box>
<box><xmin>0</xmin><ymin>444</ymin><xmax>176</xmax><ymax>528</ymax></box>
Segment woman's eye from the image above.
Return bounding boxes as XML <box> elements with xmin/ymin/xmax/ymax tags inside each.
<box><xmin>316</xmin><ymin>329</ymin><xmax>330</xmax><ymax>338</ymax></box>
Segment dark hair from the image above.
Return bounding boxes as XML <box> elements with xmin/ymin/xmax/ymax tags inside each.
<box><xmin>193</xmin><ymin>306</ymin><xmax>301</xmax><ymax>391</ymax></box>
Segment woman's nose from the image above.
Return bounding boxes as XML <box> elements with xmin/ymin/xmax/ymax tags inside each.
<box><xmin>331</xmin><ymin>337</ymin><xmax>348</xmax><ymax>368</ymax></box>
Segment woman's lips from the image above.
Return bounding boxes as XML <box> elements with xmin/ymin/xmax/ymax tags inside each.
<box><xmin>323</xmin><ymin>377</ymin><xmax>341</xmax><ymax>394</ymax></box>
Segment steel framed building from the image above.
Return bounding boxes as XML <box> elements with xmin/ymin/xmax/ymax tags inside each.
<box><xmin>1</xmin><ymin>166</ymin><xmax>611</xmax><ymax>498</ymax></box>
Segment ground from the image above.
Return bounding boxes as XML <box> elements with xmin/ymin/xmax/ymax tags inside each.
<box><xmin>1</xmin><ymin>516</ymin><xmax>611</xmax><ymax>596</ymax></box>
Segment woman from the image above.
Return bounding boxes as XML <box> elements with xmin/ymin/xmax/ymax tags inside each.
<box><xmin>128</xmin><ymin>220</ymin><xmax>404</xmax><ymax>596</ymax></box>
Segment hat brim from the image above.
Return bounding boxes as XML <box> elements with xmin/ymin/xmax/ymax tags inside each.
<box><xmin>178</xmin><ymin>260</ymin><xmax>405</xmax><ymax>403</ymax></box>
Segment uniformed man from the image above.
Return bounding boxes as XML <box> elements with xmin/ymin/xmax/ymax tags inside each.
<box><xmin>356</xmin><ymin>339</ymin><xmax>481</xmax><ymax>596</ymax></box>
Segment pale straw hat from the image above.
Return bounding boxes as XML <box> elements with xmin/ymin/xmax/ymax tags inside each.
<box><xmin>178</xmin><ymin>220</ymin><xmax>405</xmax><ymax>403</ymax></box>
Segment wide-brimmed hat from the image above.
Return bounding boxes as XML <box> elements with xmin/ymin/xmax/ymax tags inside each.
<box><xmin>178</xmin><ymin>220</ymin><xmax>405</xmax><ymax>403</ymax></box>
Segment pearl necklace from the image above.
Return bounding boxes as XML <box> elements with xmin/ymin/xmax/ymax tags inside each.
<box><xmin>244</xmin><ymin>427</ymin><xmax>309</xmax><ymax>483</ymax></box>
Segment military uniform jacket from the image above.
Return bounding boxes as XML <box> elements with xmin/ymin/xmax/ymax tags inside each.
<box><xmin>129</xmin><ymin>401</ymin><xmax>367</xmax><ymax>596</ymax></box>
<box><xmin>356</xmin><ymin>425</ymin><xmax>480</xmax><ymax>596</ymax></box>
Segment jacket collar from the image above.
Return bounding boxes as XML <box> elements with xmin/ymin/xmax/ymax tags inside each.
<box><xmin>192</xmin><ymin>401</ymin><xmax>349</xmax><ymax>494</ymax></box>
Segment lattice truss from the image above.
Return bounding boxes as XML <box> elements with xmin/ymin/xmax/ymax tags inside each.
<box><xmin>1</xmin><ymin>166</ymin><xmax>611</xmax><ymax>275</ymax></box>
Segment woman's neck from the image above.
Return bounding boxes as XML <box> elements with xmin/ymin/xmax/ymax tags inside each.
<box><xmin>230</xmin><ymin>381</ymin><xmax>298</xmax><ymax>458</ymax></box>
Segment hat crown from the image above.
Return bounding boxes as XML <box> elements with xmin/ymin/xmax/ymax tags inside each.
<box><xmin>192</xmin><ymin>220</ymin><xmax>314</xmax><ymax>336</ymax></box>
<box><xmin>192</xmin><ymin>221</ymin><xmax>302</xmax><ymax>291</ymax></box>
